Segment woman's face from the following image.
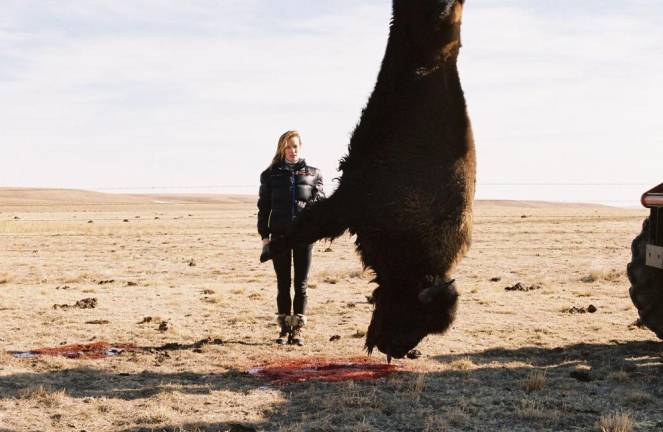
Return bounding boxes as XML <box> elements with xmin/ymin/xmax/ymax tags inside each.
<box><xmin>284</xmin><ymin>136</ymin><xmax>301</xmax><ymax>162</ymax></box>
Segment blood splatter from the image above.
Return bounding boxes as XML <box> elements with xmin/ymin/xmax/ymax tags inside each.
<box><xmin>11</xmin><ymin>341</ymin><xmax>136</xmax><ymax>359</ymax></box>
<box><xmin>248</xmin><ymin>357</ymin><xmax>400</xmax><ymax>384</ymax></box>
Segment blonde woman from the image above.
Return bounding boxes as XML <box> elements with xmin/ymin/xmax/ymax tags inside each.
<box><xmin>257</xmin><ymin>130</ymin><xmax>324</xmax><ymax>345</ymax></box>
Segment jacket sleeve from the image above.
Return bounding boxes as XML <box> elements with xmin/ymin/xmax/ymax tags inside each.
<box><xmin>257</xmin><ymin>168</ymin><xmax>272</xmax><ymax>239</ymax></box>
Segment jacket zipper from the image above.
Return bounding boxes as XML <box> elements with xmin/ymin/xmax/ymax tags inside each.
<box><xmin>291</xmin><ymin>170</ymin><xmax>296</xmax><ymax>221</ymax></box>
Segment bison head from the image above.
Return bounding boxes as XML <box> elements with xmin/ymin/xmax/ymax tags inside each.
<box><xmin>366</xmin><ymin>276</ymin><xmax>458</xmax><ymax>360</ymax></box>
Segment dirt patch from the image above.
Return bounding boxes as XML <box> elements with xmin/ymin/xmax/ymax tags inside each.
<box><xmin>53</xmin><ymin>297</ymin><xmax>97</xmax><ymax>310</ymax></box>
<box><xmin>151</xmin><ymin>337</ymin><xmax>225</xmax><ymax>352</ymax></box>
<box><xmin>570</xmin><ymin>370</ymin><xmax>594</xmax><ymax>382</ymax></box>
<box><xmin>505</xmin><ymin>282</ymin><xmax>542</xmax><ymax>292</ymax></box>
<box><xmin>97</xmin><ymin>279</ymin><xmax>115</xmax><ymax>285</ymax></box>
<box><xmin>567</xmin><ymin>305</ymin><xmax>598</xmax><ymax>314</ymax></box>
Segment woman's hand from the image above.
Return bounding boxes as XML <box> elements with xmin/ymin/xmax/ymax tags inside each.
<box><xmin>260</xmin><ymin>238</ymin><xmax>271</xmax><ymax>262</ymax></box>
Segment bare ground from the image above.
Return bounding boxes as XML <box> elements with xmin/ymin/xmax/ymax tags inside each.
<box><xmin>0</xmin><ymin>190</ymin><xmax>661</xmax><ymax>431</ymax></box>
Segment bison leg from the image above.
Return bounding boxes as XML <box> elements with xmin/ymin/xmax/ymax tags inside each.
<box><xmin>261</xmin><ymin>193</ymin><xmax>350</xmax><ymax>263</ymax></box>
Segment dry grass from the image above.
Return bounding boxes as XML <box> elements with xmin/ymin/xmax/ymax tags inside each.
<box><xmin>0</xmin><ymin>272</ymin><xmax>13</xmax><ymax>284</ymax></box>
<box><xmin>581</xmin><ymin>268</ymin><xmax>624</xmax><ymax>283</ymax></box>
<box><xmin>410</xmin><ymin>374</ymin><xmax>426</xmax><ymax>401</ymax></box>
<box><xmin>0</xmin><ymin>196</ymin><xmax>657</xmax><ymax>431</ymax></box>
<box><xmin>423</xmin><ymin>415</ymin><xmax>448</xmax><ymax>432</ymax></box>
<box><xmin>135</xmin><ymin>403</ymin><xmax>174</xmax><ymax>424</ymax></box>
<box><xmin>517</xmin><ymin>399</ymin><xmax>549</xmax><ymax>420</ymax></box>
<box><xmin>202</xmin><ymin>295</ymin><xmax>221</xmax><ymax>304</ymax></box>
<box><xmin>447</xmin><ymin>357</ymin><xmax>475</xmax><ymax>371</ymax></box>
<box><xmin>608</xmin><ymin>370</ymin><xmax>630</xmax><ymax>383</ymax></box>
<box><xmin>596</xmin><ymin>412</ymin><xmax>634</xmax><ymax>432</ymax></box>
<box><xmin>521</xmin><ymin>369</ymin><xmax>546</xmax><ymax>393</ymax></box>
<box><xmin>96</xmin><ymin>401</ymin><xmax>112</xmax><ymax>414</ymax></box>
<box><xmin>16</xmin><ymin>386</ymin><xmax>67</xmax><ymax>408</ymax></box>
<box><xmin>447</xmin><ymin>399</ymin><xmax>472</xmax><ymax>427</ymax></box>
<box><xmin>624</xmin><ymin>390</ymin><xmax>653</xmax><ymax>404</ymax></box>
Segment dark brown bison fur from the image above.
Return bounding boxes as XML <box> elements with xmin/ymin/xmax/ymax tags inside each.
<box><xmin>264</xmin><ymin>0</ymin><xmax>475</xmax><ymax>359</ymax></box>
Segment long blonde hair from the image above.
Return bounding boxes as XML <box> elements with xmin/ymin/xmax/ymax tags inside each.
<box><xmin>271</xmin><ymin>130</ymin><xmax>302</xmax><ymax>165</ymax></box>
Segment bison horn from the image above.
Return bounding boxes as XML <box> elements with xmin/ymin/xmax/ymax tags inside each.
<box><xmin>418</xmin><ymin>278</ymin><xmax>456</xmax><ymax>304</ymax></box>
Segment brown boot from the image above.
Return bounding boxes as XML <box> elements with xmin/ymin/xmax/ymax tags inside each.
<box><xmin>276</xmin><ymin>314</ymin><xmax>289</xmax><ymax>345</ymax></box>
<box><xmin>289</xmin><ymin>314</ymin><xmax>307</xmax><ymax>346</ymax></box>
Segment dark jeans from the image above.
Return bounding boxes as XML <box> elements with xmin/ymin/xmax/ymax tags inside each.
<box><xmin>272</xmin><ymin>241</ymin><xmax>313</xmax><ymax>315</ymax></box>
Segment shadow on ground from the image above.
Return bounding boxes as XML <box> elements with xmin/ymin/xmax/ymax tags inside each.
<box><xmin>1</xmin><ymin>340</ymin><xmax>662</xmax><ymax>431</ymax></box>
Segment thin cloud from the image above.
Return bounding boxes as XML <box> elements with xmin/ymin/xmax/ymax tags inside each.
<box><xmin>0</xmin><ymin>1</ymin><xmax>660</xmax><ymax>205</ymax></box>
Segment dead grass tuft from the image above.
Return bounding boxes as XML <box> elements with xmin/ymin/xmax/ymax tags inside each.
<box><xmin>203</xmin><ymin>295</ymin><xmax>221</xmax><ymax>304</ymax></box>
<box><xmin>521</xmin><ymin>369</ymin><xmax>546</xmax><ymax>393</ymax></box>
<box><xmin>17</xmin><ymin>386</ymin><xmax>67</xmax><ymax>407</ymax></box>
<box><xmin>347</xmin><ymin>269</ymin><xmax>365</xmax><ymax>279</ymax></box>
<box><xmin>323</xmin><ymin>275</ymin><xmax>339</xmax><ymax>284</ymax></box>
<box><xmin>448</xmin><ymin>357</ymin><xmax>475</xmax><ymax>371</ymax></box>
<box><xmin>413</xmin><ymin>374</ymin><xmax>426</xmax><ymax>393</ymax></box>
<box><xmin>42</xmin><ymin>355</ymin><xmax>68</xmax><ymax>371</ymax></box>
<box><xmin>62</xmin><ymin>272</ymin><xmax>92</xmax><ymax>284</ymax></box>
<box><xmin>607</xmin><ymin>370</ymin><xmax>630</xmax><ymax>383</ymax></box>
<box><xmin>409</xmin><ymin>375</ymin><xmax>426</xmax><ymax>401</ymax></box>
<box><xmin>0</xmin><ymin>272</ymin><xmax>13</xmax><ymax>284</ymax></box>
<box><xmin>447</xmin><ymin>399</ymin><xmax>472</xmax><ymax>427</ymax></box>
<box><xmin>317</xmin><ymin>270</ymin><xmax>345</xmax><ymax>284</ymax></box>
<box><xmin>596</xmin><ymin>411</ymin><xmax>633</xmax><ymax>432</ymax></box>
<box><xmin>96</xmin><ymin>398</ymin><xmax>112</xmax><ymax>414</ymax></box>
<box><xmin>517</xmin><ymin>399</ymin><xmax>547</xmax><ymax>420</ymax></box>
<box><xmin>424</xmin><ymin>414</ymin><xmax>449</xmax><ymax>432</ymax></box>
<box><xmin>624</xmin><ymin>390</ymin><xmax>652</xmax><ymax>404</ymax></box>
<box><xmin>135</xmin><ymin>404</ymin><xmax>173</xmax><ymax>424</ymax></box>
<box><xmin>352</xmin><ymin>329</ymin><xmax>366</xmax><ymax>338</ymax></box>
<box><xmin>581</xmin><ymin>268</ymin><xmax>623</xmax><ymax>283</ymax></box>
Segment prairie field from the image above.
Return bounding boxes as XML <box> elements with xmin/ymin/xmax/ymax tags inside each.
<box><xmin>0</xmin><ymin>189</ymin><xmax>661</xmax><ymax>432</ymax></box>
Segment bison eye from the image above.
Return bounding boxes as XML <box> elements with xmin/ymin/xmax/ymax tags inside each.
<box><xmin>418</xmin><ymin>277</ymin><xmax>456</xmax><ymax>304</ymax></box>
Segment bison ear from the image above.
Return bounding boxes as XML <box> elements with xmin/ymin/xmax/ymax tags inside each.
<box><xmin>440</xmin><ymin>0</ymin><xmax>464</xmax><ymax>23</ymax></box>
<box><xmin>418</xmin><ymin>278</ymin><xmax>456</xmax><ymax>304</ymax></box>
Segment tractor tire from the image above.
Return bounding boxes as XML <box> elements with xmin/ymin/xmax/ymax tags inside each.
<box><xmin>628</xmin><ymin>217</ymin><xmax>663</xmax><ymax>339</ymax></box>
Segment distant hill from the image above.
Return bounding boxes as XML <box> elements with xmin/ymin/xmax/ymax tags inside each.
<box><xmin>0</xmin><ymin>188</ymin><xmax>151</xmax><ymax>206</ymax></box>
<box><xmin>136</xmin><ymin>194</ymin><xmax>256</xmax><ymax>204</ymax></box>
<box><xmin>0</xmin><ymin>188</ymin><xmax>611</xmax><ymax>208</ymax></box>
<box><xmin>474</xmin><ymin>199</ymin><xmax>610</xmax><ymax>209</ymax></box>
<box><xmin>0</xmin><ymin>188</ymin><xmax>261</xmax><ymax>207</ymax></box>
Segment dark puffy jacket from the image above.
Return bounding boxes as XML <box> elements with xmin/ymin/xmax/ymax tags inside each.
<box><xmin>257</xmin><ymin>159</ymin><xmax>325</xmax><ymax>239</ymax></box>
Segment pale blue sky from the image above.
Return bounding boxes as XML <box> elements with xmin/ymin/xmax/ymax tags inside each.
<box><xmin>1</xmin><ymin>1</ymin><xmax>662</xmax><ymax>205</ymax></box>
